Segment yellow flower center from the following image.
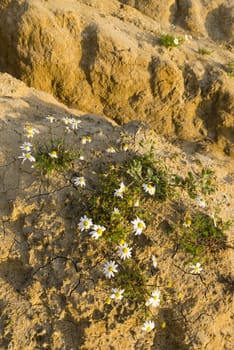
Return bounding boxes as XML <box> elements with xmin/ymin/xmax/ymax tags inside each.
<box><xmin>97</xmin><ymin>228</ymin><xmax>103</xmax><ymax>235</ymax></box>
<box><xmin>108</xmin><ymin>266</ymin><xmax>113</xmax><ymax>272</ymax></box>
<box><xmin>122</xmin><ymin>247</ymin><xmax>128</xmax><ymax>254</ymax></box>
<box><xmin>146</xmin><ymin>326</ymin><xmax>151</xmax><ymax>332</ymax></box>
<box><xmin>84</xmin><ymin>221</ymin><xmax>89</xmax><ymax>227</ymax></box>
<box><xmin>51</xmin><ymin>151</ymin><xmax>57</xmax><ymax>156</ymax></box>
<box><xmin>116</xmin><ymin>292</ymin><xmax>121</xmax><ymax>298</ymax></box>
<box><xmin>138</xmin><ymin>222</ymin><xmax>144</xmax><ymax>229</ymax></box>
<box><xmin>177</xmin><ymin>292</ymin><xmax>183</xmax><ymax>299</ymax></box>
<box><xmin>25</xmin><ymin>153</ymin><xmax>31</xmax><ymax>159</ymax></box>
<box><xmin>148</xmin><ymin>184</ymin><xmax>152</xmax><ymax>189</ymax></box>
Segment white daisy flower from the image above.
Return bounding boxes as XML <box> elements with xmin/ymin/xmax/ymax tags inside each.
<box><xmin>131</xmin><ymin>216</ymin><xmax>146</xmax><ymax>235</ymax></box>
<box><xmin>81</xmin><ymin>136</ymin><xmax>92</xmax><ymax>144</ymax></box>
<box><xmin>114</xmin><ymin>188</ymin><xmax>124</xmax><ymax>198</ymax></box>
<box><xmin>114</xmin><ymin>182</ymin><xmax>126</xmax><ymax>198</ymax></box>
<box><xmin>146</xmin><ymin>289</ymin><xmax>161</xmax><ymax>307</ymax></box>
<box><xmin>73</xmin><ymin>176</ymin><xmax>86</xmax><ymax>188</ymax></box>
<box><xmin>26</xmin><ymin>130</ymin><xmax>34</xmax><ymax>138</ymax></box>
<box><xmin>210</xmin><ymin>213</ymin><xmax>217</xmax><ymax>227</ymax></box>
<box><xmin>112</xmin><ymin>207</ymin><xmax>120</xmax><ymax>215</ymax></box>
<box><xmin>142</xmin><ymin>183</ymin><xmax>156</xmax><ymax>196</ymax></box>
<box><xmin>110</xmin><ymin>288</ymin><xmax>125</xmax><ymax>300</ymax></box>
<box><xmin>174</xmin><ymin>38</ymin><xmax>179</xmax><ymax>45</ymax></box>
<box><xmin>65</xmin><ymin>126</ymin><xmax>72</xmax><ymax>133</ymax></box>
<box><xmin>48</xmin><ymin>151</ymin><xmax>58</xmax><ymax>159</ymax></box>
<box><xmin>20</xmin><ymin>142</ymin><xmax>32</xmax><ymax>152</ymax></box>
<box><xmin>70</xmin><ymin>118</ymin><xmax>81</xmax><ymax>130</ymax></box>
<box><xmin>24</xmin><ymin>125</ymin><xmax>39</xmax><ymax>138</ymax></box>
<box><xmin>122</xmin><ymin>143</ymin><xmax>129</xmax><ymax>152</ymax></box>
<box><xmin>90</xmin><ymin>224</ymin><xmax>106</xmax><ymax>240</ymax></box>
<box><xmin>103</xmin><ymin>260</ymin><xmax>118</xmax><ymax>278</ymax></box>
<box><xmin>142</xmin><ymin>320</ymin><xmax>155</xmax><ymax>332</ymax></box>
<box><xmin>119</xmin><ymin>182</ymin><xmax>126</xmax><ymax>192</ymax></box>
<box><xmin>134</xmin><ymin>199</ymin><xmax>140</xmax><ymax>207</ymax></box>
<box><xmin>152</xmin><ymin>255</ymin><xmax>158</xmax><ymax>269</ymax></box>
<box><xmin>81</xmin><ymin>136</ymin><xmax>87</xmax><ymax>145</ymax></box>
<box><xmin>185</xmin><ymin>34</ymin><xmax>192</xmax><ymax>41</ymax></box>
<box><xmin>195</xmin><ymin>196</ymin><xmax>206</xmax><ymax>208</ymax></box>
<box><xmin>190</xmin><ymin>262</ymin><xmax>202</xmax><ymax>274</ymax></box>
<box><xmin>150</xmin><ymin>289</ymin><xmax>161</xmax><ymax>307</ymax></box>
<box><xmin>106</xmin><ymin>146</ymin><xmax>116</xmax><ymax>153</ymax></box>
<box><xmin>117</xmin><ymin>243</ymin><xmax>132</xmax><ymax>260</ymax></box>
<box><xmin>46</xmin><ymin>115</ymin><xmax>56</xmax><ymax>123</ymax></box>
<box><xmin>18</xmin><ymin>152</ymin><xmax>35</xmax><ymax>163</ymax></box>
<box><xmin>78</xmin><ymin>215</ymin><xmax>93</xmax><ymax>231</ymax></box>
<box><xmin>183</xmin><ymin>219</ymin><xmax>192</xmax><ymax>228</ymax></box>
<box><xmin>62</xmin><ymin>117</ymin><xmax>72</xmax><ymax>125</ymax></box>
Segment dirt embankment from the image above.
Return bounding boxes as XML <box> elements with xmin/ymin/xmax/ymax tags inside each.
<box><xmin>0</xmin><ymin>0</ymin><xmax>233</xmax><ymax>155</ymax></box>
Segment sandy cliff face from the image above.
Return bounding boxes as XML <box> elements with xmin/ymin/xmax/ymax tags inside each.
<box><xmin>120</xmin><ymin>0</ymin><xmax>234</xmax><ymax>43</ymax></box>
<box><xmin>0</xmin><ymin>0</ymin><xmax>233</xmax><ymax>155</ymax></box>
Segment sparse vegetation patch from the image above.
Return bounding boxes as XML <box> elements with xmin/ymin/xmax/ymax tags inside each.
<box><xmin>16</xmin><ymin>116</ymin><xmax>232</xmax><ymax>339</ymax></box>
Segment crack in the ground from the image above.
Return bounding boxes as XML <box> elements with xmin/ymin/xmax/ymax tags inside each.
<box><xmin>25</xmin><ymin>184</ymin><xmax>71</xmax><ymax>201</ymax></box>
<box><xmin>32</xmin><ymin>255</ymin><xmax>79</xmax><ymax>276</ymax></box>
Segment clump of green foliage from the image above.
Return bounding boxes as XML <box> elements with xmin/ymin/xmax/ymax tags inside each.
<box><xmin>160</xmin><ymin>34</ymin><xmax>183</xmax><ymax>48</ymax></box>
<box><xmin>34</xmin><ymin>138</ymin><xmax>78</xmax><ymax>175</ymax></box>
<box><xmin>125</xmin><ymin>154</ymin><xmax>176</xmax><ymax>201</ymax></box>
<box><xmin>115</xmin><ymin>261</ymin><xmax>148</xmax><ymax>302</ymax></box>
<box><xmin>198</xmin><ymin>47</ymin><xmax>212</xmax><ymax>55</ymax></box>
<box><xmin>180</xmin><ymin>168</ymin><xmax>216</xmax><ymax>198</ymax></box>
<box><xmin>85</xmin><ymin>153</ymin><xmax>177</xmax><ymax>244</ymax></box>
<box><xmin>224</xmin><ymin>60</ymin><xmax>234</xmax><ymax>77</ymax></box>
<box><xmin>173</xmin><ymin>214</ymin><xmax>230</xmax><ymax>259</ymax></box>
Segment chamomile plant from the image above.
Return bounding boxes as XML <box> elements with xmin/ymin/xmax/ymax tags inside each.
<box><xmin>34</xmin><ymin>137</ymin><xmax>78</xmax><ymax>175</ymax></box>
<box><xmin>175</xmin><ymin>213</ymin><xmax>230</xmax><ymax>259</ymax></box>
<box><xmin>18</xmin><ymin>115</ymin><xmax>81</xmax><ymax>175</ymax></box>
<box><xmin>74</xmin><ymin>144</ymin><xmax>231</xmax><ymax>333</ymax></box>
<box><xmin>17</xmin><ymin>116</ymin><xmax>231</xmax><ymax>336</ymax></box>
<box><xmin>160</xmin><ymin>33</ymin><xmax>183</xmax><ymax>48</ymax></box>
